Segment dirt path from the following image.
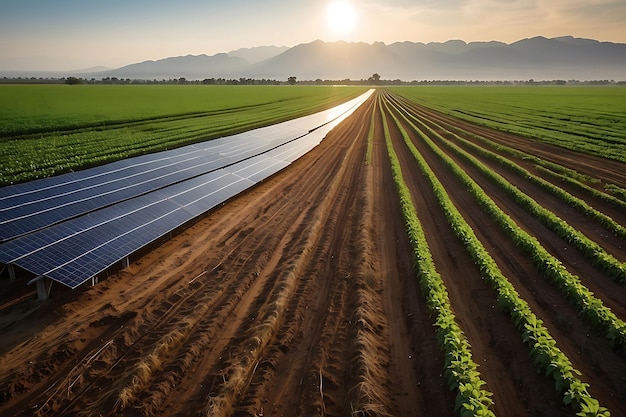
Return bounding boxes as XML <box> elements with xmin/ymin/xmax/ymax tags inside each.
<box><xmin>1</xmin><ymin>90</ymin><xmax>625</xmax><ymax>417</ymax></box>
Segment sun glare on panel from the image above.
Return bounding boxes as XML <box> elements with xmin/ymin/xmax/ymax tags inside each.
<box><xmin>326</xmin><ymin>1</ymin><xmax>357</xmax><ymax>34</ymax></box>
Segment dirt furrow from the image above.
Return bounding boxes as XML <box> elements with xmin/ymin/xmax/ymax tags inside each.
<box><xmin>159</xmin><ymin>139</ymin><xmax>361</xmax><ymax>415</ymax></box>
<box><xmin>370</xmin><ymin>97</ymin><xmax>454</xmax><ymax>417</ymax></box>
<box><xmin>242</xmin><ymin>111</ymin><xmax>369</xmax><ymax>417</ymax></box>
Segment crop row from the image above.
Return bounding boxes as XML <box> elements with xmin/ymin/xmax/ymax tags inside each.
<box><xmin>448</xmin><ymin>122</ymin><xmax>626</xmax><ymax>210</ymax></box>
<box><xmin>387</xmin><ymin>95</ymin><xmax>626</xmax><ymax>283</ymax></box>
<box><xmin>533</xmin><ymin>166</ymin><xmax>626</xmax><ymax>211</ymax></box>
<box><xmin>389</xmin><ymin>86</ymin><xmax>626</xmax><ymax>162</ymax></box>
<box><xmin>380</xmin><ymin>95</ymin><xmax>496</xmax><ymax>417</ymax></box>
<box><xmin>387</xmin><ymin>92</ymin><xmax>626</xmax><ymax>355</ymax></box>
<box><xmin>390</xmin><ymin>94</ymin><xmax>626</xmax><ymax>237</ymax></box>
<box><xmin>380</xmin><ymin>94</ymin><xmax>610</xmax><ymax>416</ymax></box>
<box><xmin>347</xmin><ymin>99</ymin><xmax>395</xmax><ymax>416</ymax></box>
<box><xmin>605</xmin><ymin>184</ymin><xmax>626</xmax><ymax>202</ymax></box>
<box><xmin>381</xmin><ymin>93</ymin><xmax>612</xmax><ymax>416</ymax></box>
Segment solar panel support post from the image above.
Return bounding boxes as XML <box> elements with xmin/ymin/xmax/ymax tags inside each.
<box><xmin>35</xmin><ymin>277</ymin><xmax>52</xmax><ymax>301</ymax></box>
<box><xmin>91</xmin><ymin>276</ymin><xmax>99</xmax><ymax>286</ymax></box>
<box><xmin>122</xmin><ymin>256</ymin><xmax>130</xmax><ymax>269</ymax></box>
<box><xmin>8</xmin><ymin>264</ymin><xmax>16</xmax><ymax>281</ymax></box>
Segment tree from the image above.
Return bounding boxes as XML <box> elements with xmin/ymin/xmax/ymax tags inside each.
<box><xmin>65</xmin><ymin>76</ymin><xmax>83</xmax><ymax>85</ymax></box>
<box><xmin>368</xmin><ymin>73</ymin><xmax>381</xmax><ymax>85</ymax></box>
<box><xmin>287</xmin><ymin>76</ymin><xmax>297</xmax><ymax>85</ymax></box>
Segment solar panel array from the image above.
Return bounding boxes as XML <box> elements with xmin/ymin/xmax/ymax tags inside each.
<box><xmin>0</xmin><ymin>124</ymin><xmax>309</xmax><ymax>242</ymax></box>
<box><xmin>0</xmin><ymin>90</ymin><xmax>373</xmax><ymax>289</ymax></box>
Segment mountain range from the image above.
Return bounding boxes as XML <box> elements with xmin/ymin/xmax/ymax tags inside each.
<box><xmin>7</xmin><ymin>37</ymin><xmax>626</xmax><ymax>81</ymax></box>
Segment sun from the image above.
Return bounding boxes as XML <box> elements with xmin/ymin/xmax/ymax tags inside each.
<box><xmin>326</xmin><ymin>2</ymin><xmax>357</xmax><ymax>35</ymax></box>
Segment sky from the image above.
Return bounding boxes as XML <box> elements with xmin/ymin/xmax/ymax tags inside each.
<box><xmin>1</xmin><ymin>0</ymin><xmax>625</xmax><ymax>71</ymax></box>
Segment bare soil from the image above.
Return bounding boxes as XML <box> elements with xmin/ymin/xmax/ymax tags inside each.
<box><xmin>1</xmin><ymin>90</ymin><xmax>625</xmax><ymax>417</ymax></box>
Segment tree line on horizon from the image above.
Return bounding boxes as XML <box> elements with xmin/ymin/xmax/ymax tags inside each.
<box><xmin>1</xmin><ymin>75</ymin><xmax>623</xmax><ymax>86</ymax></box>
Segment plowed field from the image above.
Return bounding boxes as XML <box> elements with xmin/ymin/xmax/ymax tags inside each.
<box><xmin>1</xmin><ymin>90</ymin><xmax>625</xmax><ymax>417</ymax></box>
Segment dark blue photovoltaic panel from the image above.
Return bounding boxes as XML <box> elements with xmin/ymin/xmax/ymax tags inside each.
<box><xmin>228</xmin><ymin>154</ymin><xmax>287</xmax><ymax>181</ymax></box>
<box><xmin>0</xmin><ymin>123</ymin><xmax>310</xmax><ymax>242</ymax></box>
<box><xmin>0</xmin><ymin>169</ymin><xmax>255</xmax><ymax>288</ymax></box>
<box><xmin>0</xmin><ymin>90</ymin><xmax>374</xmax><ymax>289</ymax></box>
<box><xmin>268</xmin><ymin>141</ymin><xmax>315</xmax><ymax>164</ymax></box>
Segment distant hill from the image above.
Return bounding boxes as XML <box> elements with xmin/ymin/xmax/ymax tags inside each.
<box><xmin>95</xmin><ymin>53</ymin><xmax>250</xmax><ymax>80</ymax></box>
<box><xmin>6</xmin><ymin>37</ymin><xmax>625</xmax><ymax>81</ymax></box>
<box><xmin>227</xmin><ymin>45</ymin><xmax>289</xmax><ymax>64</ymax></box>
<box><xmin>248</xmin><ymin>40</ymin><xmax>400</xmax><ymax>80</ymax></box>
<box><xmin>249</xmin><ymin>36</ymin><xmax>625</xmax><ymax>81</ymax></box>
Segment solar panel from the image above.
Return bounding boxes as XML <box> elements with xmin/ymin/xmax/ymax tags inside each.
<box><xmin>0</xmin><ymin>170</ymin><xmax>253</xmax><ymax>288</ymax></box>
<box><xmin>0</xmin><ymin>90</ymin><xmax>374</xmax><ymax>291</ymax></box>
<box><xmin>0</xmin><ymin>124</ymin><xmax>310</xmax><ymax>242</ymax></box>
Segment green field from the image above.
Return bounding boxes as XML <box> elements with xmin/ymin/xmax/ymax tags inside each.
<box><xmin>0</xmin><ymin>85</ymin><xmax>366</xmax><ymax>185</ymax></box>
<box><xmin>3</xmin><ymin>85</ymin><xmax>624</xmax><ymax>187</ymax></box>
<box><xmin>389</xmin><ymin>86</ymin><xmax>626</xmax><ymax>162</ymax></box>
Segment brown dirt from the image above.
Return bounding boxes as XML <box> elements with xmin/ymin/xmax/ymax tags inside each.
<box><xmin>1</xmin><ymin>90</ymin><xmax>625</xmax><ymax>417</ymax></box>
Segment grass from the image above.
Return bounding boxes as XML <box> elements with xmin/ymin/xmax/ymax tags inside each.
<box><xmin>388</xmin><ymin>86</ymin><xmax>626</xmax><ymax>162</ymax></box>
<box><xmin>0</xmin><ymin>85</ymin><xmax>366</xmax><ymax>185</ymax></box>
<box><xmin>0</xmin><ymin>84</ymin><xmax>364</xmax><ymax>136</ymax></box>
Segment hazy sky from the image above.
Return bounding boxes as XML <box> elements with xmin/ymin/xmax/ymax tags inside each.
<box><xmin>1</xmin><ymin>0</ymin><xmax>625</xmax><ymax>71</ymax></box>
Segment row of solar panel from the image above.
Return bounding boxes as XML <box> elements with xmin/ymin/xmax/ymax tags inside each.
<box><xmin>0</xmin><ymin>90</ymin><xmax>373</xmax><ymax>289</ymax></box>
<box><xmin>0</xmin><ymin>95</ymin><xmax>365</xmax><ymax>242</ymax></box>
<box><xmin>0</xmin><ymin>124</ymin><xmax>309</xmax><ymax>241</ymax></box>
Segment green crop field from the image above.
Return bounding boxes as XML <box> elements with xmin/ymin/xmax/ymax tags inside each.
<box><xmin>0</xmin><ymin>85</ymin><xmax>366</xmax><ymax>185</ymax></box>
<box><xmin>380</xmin><ymin>90</ymin><xmax>625</xmax><ymax>415</ymax></box>
<box><xmin>388</xmin><ymin>86</ymin><xmax>626</xmax><ymax>162</ymax></box>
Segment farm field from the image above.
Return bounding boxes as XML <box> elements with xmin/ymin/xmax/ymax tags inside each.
<box><xmin>0</xmin><ymin>85</ymin><xmax>367</xmax><ymax>185</ymax></box>
<box><xmin>389</xmin><ymin>86</ymin><xmax>626</xmax><ymax>163</ymax></box>
<box><xmin>1</xmin><ymin>89</ymin><xmax>626</xmax><ymax>417</ymax></box>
